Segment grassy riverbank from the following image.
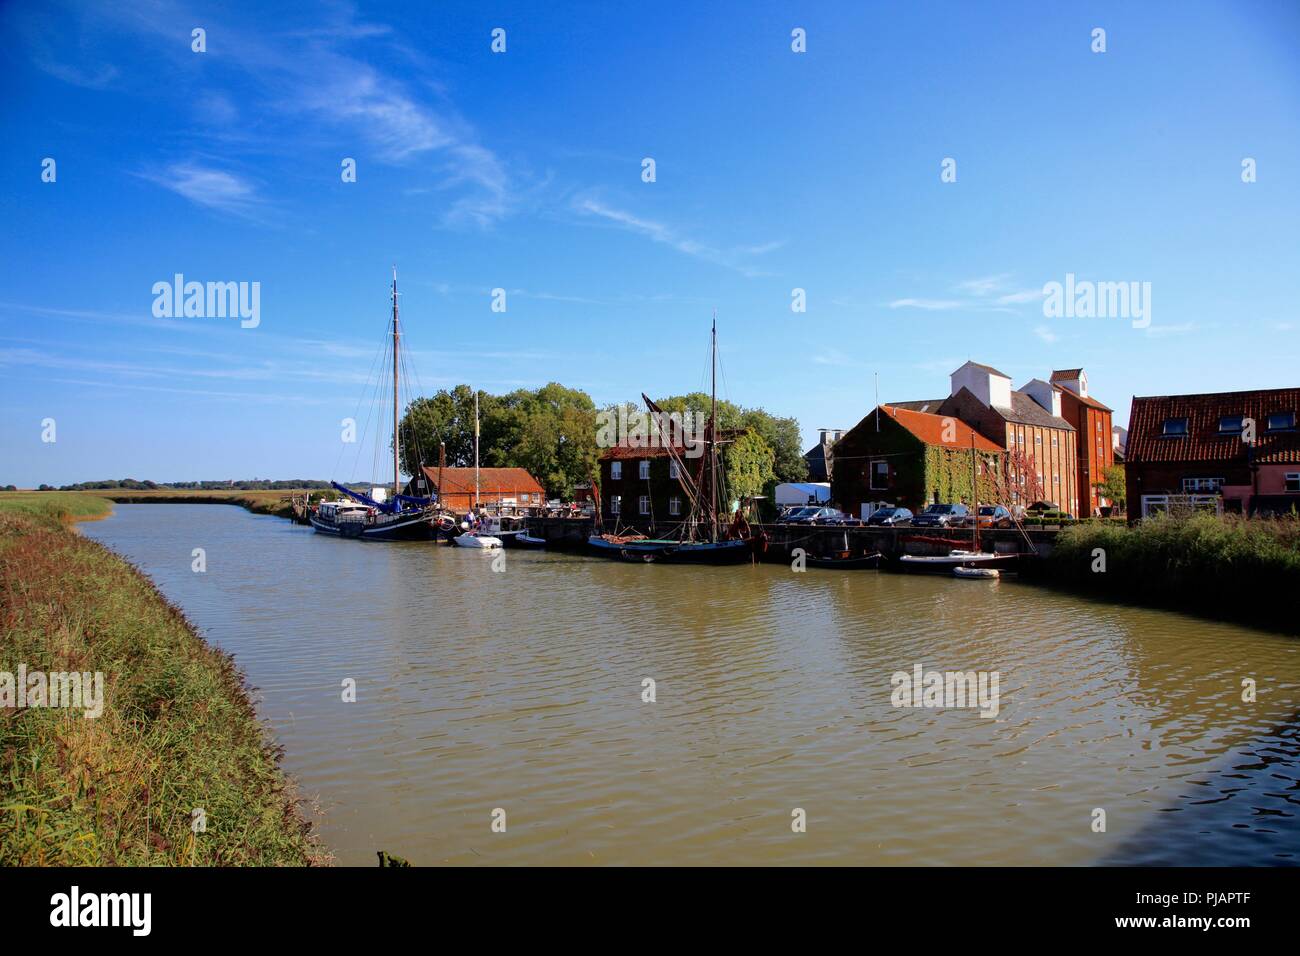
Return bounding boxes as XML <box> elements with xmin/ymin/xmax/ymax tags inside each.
<box><xmin>0</xmin><ymin>492</ymin><xmax>115</xmax><ymax>521</ymax></box>
<box><xmin>0</xmin><ymin>504</ymin><xmax>323</xmax><ymax>865</ymax></box>
<box><xmin>1044</xmin><ymin>513</ymin><xmax>1300</xmax><ymax>633</ymax></box>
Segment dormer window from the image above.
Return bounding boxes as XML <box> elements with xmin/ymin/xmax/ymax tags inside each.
<box><xmin>1266</xmin><ymin>411</ymin><xmax>1296</xmax><ymax>432</ymax></box>
<box><xmin>1218</xmin><ymin>415</ymin><xmax>1244</xmax><ymax>434</ymax></box>
<box><xmin>1161</xmin><ymin>417</ymin><xmax>1189</xmax><ymax>437</ymax></box>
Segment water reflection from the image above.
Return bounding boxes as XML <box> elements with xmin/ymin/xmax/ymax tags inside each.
<box><xmin>82</xmin><ymin>505</ymin><xmax>1299</xmax><ymax>866</ymax></box>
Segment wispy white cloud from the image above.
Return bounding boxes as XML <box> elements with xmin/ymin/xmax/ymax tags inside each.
<box><xmin>138</xmin><ymin>162</ymin><xmax>271</xmax><ymax>222</ymax></box>
<box><xmin>1033</xmin><ymin>324</ymin><xmax>1059</xmax><ymax>344</ymax></box>
<box><xmin>572</xmin><ymin>197</ymin><xmax>780</xmax><ymax>276</ymax></box>
<box><xmin>955</xmin><ymin>274</ymin><xmax>1012</xmax><ymax>296</ymax></box>
<box><xmin>888</xmin><ymin>298</ymin><xmax>963</xmax><ymax>311</ymax></box>
<box><xmin>20</xmin><ymin>1</ymin><xmax>513</xmax><ymax>227</ymax></box>
<box><xmin>1142</xmin><ymin>322</ymin><xmax>1197</xmax><ymax>338</ymax></box>
<box><xmin>888</xmin><ymin>273</ymin><xmax>1042</xmax><ymax>315</ymax></box>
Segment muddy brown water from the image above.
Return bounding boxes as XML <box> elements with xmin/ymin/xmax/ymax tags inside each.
<box><xmin>81</xmin><ymin>504</ymin><xmax>1299</xmax><ymax>865</ymax></box>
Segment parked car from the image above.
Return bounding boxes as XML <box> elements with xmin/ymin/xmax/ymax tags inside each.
<box><xmin>867</xmin><ymin>506</ymin><xmax>913</xmax><ymax>526</ymax></box>
<box><xmin>1025</xmin><ymin>500</ymin><xmax>1074</xmax><ymax>521</ymax></box>
<box><xmin>820</xmin><ymin>511</ymin><xmax>862</xmax><ymax>526</ymax></box>
<box><xmin>781</xmin><ymin>506</ymin><xmax>836</xmax><ymax>525</ymax></box>
<box><xmin>911</xmin><ymin>503</ymin><xmax>970</xmax><ymax>528</ymax></box>
<box><xmin>967</xmin><ymin>505</ymin><xmax>1012</xmax><ymax>528</ymax></box>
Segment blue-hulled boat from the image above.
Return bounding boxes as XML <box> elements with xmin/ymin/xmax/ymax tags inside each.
<box><xmin>311</xmin><ymin>270</ymin><xmax>443</xmax><ymax>542</ymax></box>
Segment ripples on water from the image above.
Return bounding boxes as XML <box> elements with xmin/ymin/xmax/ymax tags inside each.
<box><xmin>82</xmin><ymin>505</ymin><xmax>1299</xmax><ymax>865</ymax></box>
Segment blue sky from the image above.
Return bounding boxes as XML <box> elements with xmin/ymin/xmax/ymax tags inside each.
<box><xmin>2</xmin><ymin>0</ymin><xmax>1298</xmax><ymax>487</ymax></box>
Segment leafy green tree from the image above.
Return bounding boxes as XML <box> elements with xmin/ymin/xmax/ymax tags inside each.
<box><xmin>1093</xmin><ymin>463</ymin><xmax>1127</xmax><ymax>509</ymax></box>
<box><xmin>654</xmin><ymin>393</ymin><xmax>807</xmax><ymax>483</ymax></box>
<box><xmin>399</xmin><ymin>383</ymin><xmax>599</xmax><ymax>498</ymax></box>
<box><xmin>398</xmin><ymin>385</ymin><xmax>496</xmax><ymax>474</ymax></box>
<box><xmin>724</xmin><ymin>428</ymin><xmax>777</xmax><ymax>503</ymax></box>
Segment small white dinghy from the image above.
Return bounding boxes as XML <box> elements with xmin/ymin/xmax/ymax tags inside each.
<box><xmin>454</xmin><ymin>531</ymin><xmax>503</xmax><ymax>549</ymax></box>
<box><xmin>953</xmin><ymin>565</ymin><xmax>1000</xmax><ymax>580</ymax></box>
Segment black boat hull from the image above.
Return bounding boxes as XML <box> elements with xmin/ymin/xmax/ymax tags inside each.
<box><xmin>309</xmin><ymin>512</ymin><xmax>435</xmax><ymax>541</ymax></box>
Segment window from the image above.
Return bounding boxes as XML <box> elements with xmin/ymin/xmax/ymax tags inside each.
<box><xmin>669</xmin><ymin>496</ymin><xmax>682</xmax><ymax>515</ymax></box>
<box><xmin>870</xmin><ymin>459</ymin><xmax>888</xmax><ymax>490</ymax></box>
<box><xmin>1035</xmin><ymin>434</ymin><xmax>1042</xmax><ymax>445</ymax></box>
<box><xmin>669</xmin><ymin>461</ymin><xmax>679</xmax><ymax>480</ymax></box>
<box><xmin>1162</xmin><ymin>418</ymin><xmax>1189</xmax><ymax>436</ymax></box>
<box><xmin>610</xmin><ymin>495</ymin><xmax>621</xmax><ymax>515</ymax></box>
<box><xmin>1218</xmin><ymin>415</ymin><xmax>1244</xmax><ymax>434</ymax></box>
<box><xmin>1016</xmin><ymin>432</ymin><xmax>1025</xmax><ymax>446</ymax></box>
<box><xmin>1181</xmin><ymin>477</ymin><xmax>1224</xmax><ymax>493</ymax></box>
<box><xmin>611</xmin><ymin>461</ymin><xmax>622</xmax><ymax>480</ymax></box>
<box><xmin>1267</xmin><ymin>412</ymin><xmax>1296</xmax><ymax>432</ymax></box>
<box><xmin>639</xmin><ymin>459</ymin><xmax>650</xmax><ymax>480</ymax></box>
<box><xmin>639</xmin><ymin>495</ymin><xmax>650</xmax><ymax>515</ymax></box>
<box><xmin>1285</xmin><ymin>473</ymin><xmax>1300</xmax><ymax>493</ymax></box>
<box><xmin>1052</xmin><ymin>474</ymin><xmax>1060</xmax><ymax>484</ymax></box>
<box><xmin>1096</xmin><ymin>420</ymin><xmax>1102</xmax><ymax>433</ymax></box>
<box><xmin>1051</xmin><ymin>435</ymin><xmax>1058</xmax><ymax>447</ymax></box>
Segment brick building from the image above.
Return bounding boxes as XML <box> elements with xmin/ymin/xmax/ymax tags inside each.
<box><xmin>416</xmin><ymin>466</ymin><xmax>546</xmax><ymax>512</ymax></box>
<box><xmin>924</xmin><ymin>362</ymin><xmax>1081</xmax><ymax>516</ymax></box>
<box><xmin>1125</xmin><ymin>388</ymin><xmax>1300</xmax><ymax>520</ymax></box>
<box><xmin>597</xmin><ymin>445</ymin><xmax>702</xmax><ymax>533</ymax></box>
<box><xmin>830</xmin><ymin>404</ymin><xmax>1004</xmax><ymax>517</ymax></box>
<box><xmin>1050</xmin><ymin>369</ymin><xmax>1115</xmax><ymax>516</ymax></box>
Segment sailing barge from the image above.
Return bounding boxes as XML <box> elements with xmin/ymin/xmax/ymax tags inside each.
<box><xmin>587</xmin><ymin>316</ymin><xmax>763</xmax><ymax>565</ymax></box>
<box><xmin>310</xmin><ymin>270</ymin><xmax>444</xmax><ymax>541</ymax></box>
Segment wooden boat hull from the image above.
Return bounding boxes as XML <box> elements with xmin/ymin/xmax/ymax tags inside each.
<box><xmin>310</xmin><ymin>512</ymin><xmax>435</xmax><ymax>541</ymax></box>
<box><xmin>587</xmin><ymin>535</ymin><xmax>754</xmax><ymax>564</ymax></box>
<box><xmin>806</xmin><ymin>552</ymin><xmax>882</xmax><ymax>570</ymax></box>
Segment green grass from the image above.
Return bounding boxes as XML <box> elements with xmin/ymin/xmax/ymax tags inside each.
<box><xmin>0</xmin><ymin>492</ymin><xmax>114</xmax><ymax>521</ymax></box>
<box><xmin>0</xmin><ymin>510</ymin><xmax>324</xmax><ymax>865</ymax></box>
<box><xmin>0</xmin><ymin>489</ymin><xmax>312</xmax><ymax>522</ymax></box>
<box><xmin>1044</xmin><ymin>512</ymin><xmax>1300</xmax><ymax>632</ymax></box>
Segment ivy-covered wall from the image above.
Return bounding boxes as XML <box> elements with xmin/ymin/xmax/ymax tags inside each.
<box><xmin>921</xmin><ymin>446</ymin><xmax>1002</xmax><ymax>508</ymax></box>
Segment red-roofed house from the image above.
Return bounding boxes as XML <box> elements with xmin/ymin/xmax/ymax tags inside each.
<box><xmin>829</xmin><ymin>404</ymin><xmax>1004</xmax><ymax>517</ymax></box>
<box><xmin>417</xmin><ymin>466</ymin><xmax>547</xmax><ymax>511</ymax></box>
<box><xmin>1125</xmin><ymin>388</ymin><xmax>1300</xmax><ymax>519</ymax></box>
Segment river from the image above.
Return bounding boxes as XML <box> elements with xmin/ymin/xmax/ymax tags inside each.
<box><xmin>80</xmin><ymin>504</ymin><xmax>1300</xmax><ymax>866</ymax></box>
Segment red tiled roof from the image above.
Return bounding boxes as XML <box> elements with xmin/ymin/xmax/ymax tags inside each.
<box><xmin>1053</xmin><ymin>384</ymin><xmax>1112</xmax><ymax>412</ymax></box>
<box><xmin>420</xmin><ymin>466</ymin><xmax>546</xmax><ymax>495</ymax></box>
<box><xmin>880</xmin><ymin>405</ymin><xmax>1004</xmax><ymax>453</ymax></box>
<box><xmin>598</xmin><ymin>444</ymin><xmax>680</xmax><ymax>461</ymax></box>
<box><xmin>1050</xmin><ymin>368</ymin><xmax>1084</xmax><ymax>381</ymax></box>
<box><xmin>1127</xmin><ymin>388</ymin><xmax>1300</xmax><ymax>464</ymax></box>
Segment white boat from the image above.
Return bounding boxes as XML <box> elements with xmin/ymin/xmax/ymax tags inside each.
<box><xmin>899</xmin><ymin>550</ymin><xmax>1005</xmax><ymax>569</ymax></box>
<box><xmin>954</xmin><ymin>565</ymin><xmax>1000</xmax><ymax>579</ymax></box>
<box><xmin>454</xmin><ymin>531</ymin><xmax>503</xmax><ymax>549</ymax></box>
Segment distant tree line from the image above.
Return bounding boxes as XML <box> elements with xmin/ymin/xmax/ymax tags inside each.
<box><xmin>39</xmin><ymin>479</ymin><xmax>342</xmax><ymax>492</ymax></box>
<box><xmin>399</xmin><ymin>383</ymin><xmax>808</xmax><ymax>499</ymax></box>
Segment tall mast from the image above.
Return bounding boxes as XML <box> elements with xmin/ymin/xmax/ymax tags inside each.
<box><xmin>710</xmin><ymin>310</ymin><xmax>718</xmax><ymax>543</ymax></box>
<box><xmin>392</xmin><ymin>266</ymin><xmax>400</xmax><ymax>502</ymax></box>
<box><xmin>474</xmin><ymin>388</ymin><xmax>480</xmax><ymax>510</ymax></box>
